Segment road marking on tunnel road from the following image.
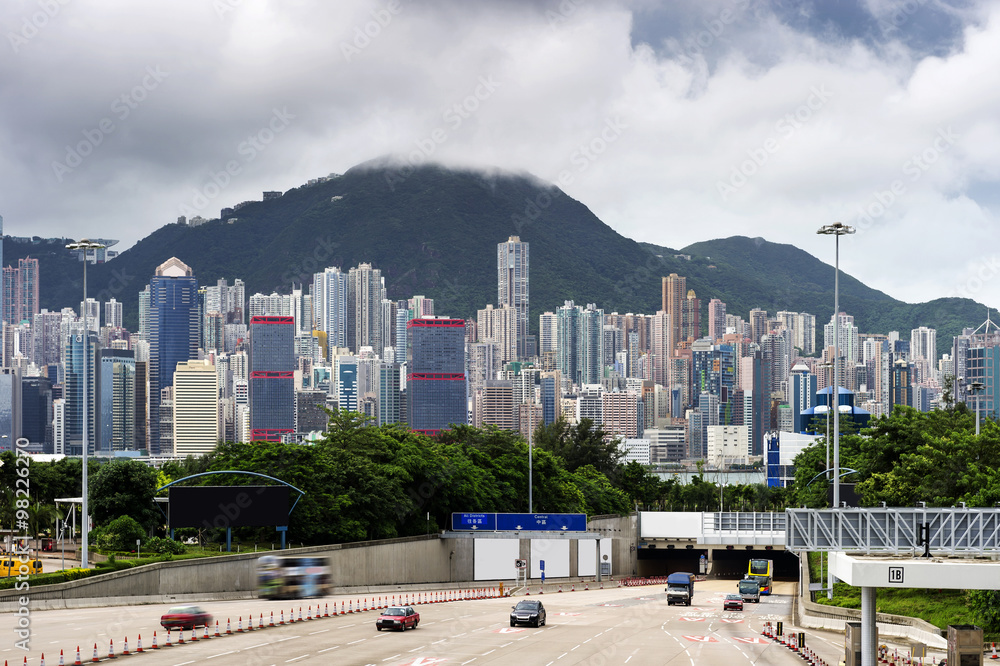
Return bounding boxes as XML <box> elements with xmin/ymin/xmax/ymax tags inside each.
<box><xmin>308</xmin><ymin>629</ymin><xmax>329</xmax><ymax>635</ymax></box>
<box><xmin>317</xmin><ymin>646</ymin><xmax>340</xmax><ymax>653</ymax></box>
<box><xmin>383</xmin><ymin>655</ymin><xmax>401</xmax><ymax>662</ymax></box>
<box><xmin>348</xmin><ymin>638</ymin><xmax>367</xmax><ymax>644</ymax></box>
<box><xmin>720</xmin><ymin>619</ymin><xmax>744</xmax><ymax>623</ymax></box>
<box><xmin>206</xmin><ymin>651</ymin><xmax>235</xmax><ymax>659</ymax></box>
<box><xmin>683</xmin><ymin>636</ymin><xmax>719</xmax><ymax>642</ymax></box>
<box><xmin>494</xmin><ymin>627</ymin><xmax>525</xmax><ymax>634</ymax></box>
<box><xmin>732</xmin><ymin>637</ymin><xmax>769</xmax><ymax>644</ymax></box>
<box><xmin>679</xmin><ymin>617</ymin><xmax>705</xmax><ymax>621</ymax></box>
<box><xmin>285</xmin><ymin>655</ymin><xmax>309</xmax><ymax>663</ymax></box>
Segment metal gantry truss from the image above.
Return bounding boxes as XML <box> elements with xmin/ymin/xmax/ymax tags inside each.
<box><xmin>785</xmin><ymin>507</ymin><xmax>1000</xmax><ymax>555</ymax></box>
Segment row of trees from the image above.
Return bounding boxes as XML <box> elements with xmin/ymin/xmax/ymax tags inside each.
<box><xmin>0</xmin><ymin>413</ymin><xmax>789</xmax><ymax>545</ymax></box>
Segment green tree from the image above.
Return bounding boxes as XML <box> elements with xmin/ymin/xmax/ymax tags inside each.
<box><xmin>89</xmin><ymin>459</ymin><xmax>160</xmax><ymax>530</ymax></box>
<box><xmin>533</xmin><ymin>418</ymin><xmax>624</xmax><ymax>478</ymax></box>
<box><xmin>968</xmin><ymin>590</ymin><xmax>1000</xmax><ymax>633</ymax></box>
<box><xmin>92</xmin><ymin>514</ymin><xmax>145</xmax><ymax>551</ymax></box>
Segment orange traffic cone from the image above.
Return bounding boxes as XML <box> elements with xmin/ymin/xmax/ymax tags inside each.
<box><xmin>136</xmin><ymin>635</ymin><xmax>144</xmax><ymax>653</ymax></box>
<box><xmin>122</xmin><ymin>637</ymin><xmax>129</xmax><ymax>655</ymax></box>
<box><xmin>91</xmin><ymin>643</ymin><xmax>99</xmax><ymax>663</ymax></box>
<box><xmin>74</xmin><ymin>646</ymin><xmax>82</xmax><ymax>666</ymax></box>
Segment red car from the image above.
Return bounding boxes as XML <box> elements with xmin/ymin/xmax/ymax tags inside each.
<box><xmin>376</xmin><ymin>606</ymin><xmax>419</xmax><ymax>631</ymax></box>
<box><xmin>723</xmin><ymin>594</ymin><xmax>744</xmax><ymax>611</ymax></box>
<box><xmin>160</xmin><ymin>605</ymin><xmax>213</xmax><ymax>630</ymax></box>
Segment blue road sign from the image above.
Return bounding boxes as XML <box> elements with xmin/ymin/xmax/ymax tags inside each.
<box><xmin>451</xmin><ymin>512</ymin><xmax>497</xmax><ymax>531</ymax></box>
<box><xmin>495</xmin><ymin>513</ymin><xmax>587</xmax><ymax>532</ymax></box>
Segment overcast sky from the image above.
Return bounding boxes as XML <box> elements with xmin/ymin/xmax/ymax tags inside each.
<box><xmin>3</xmin><ymin>0</ymin><xmax>999</xmax><ymax>308</ymax></box>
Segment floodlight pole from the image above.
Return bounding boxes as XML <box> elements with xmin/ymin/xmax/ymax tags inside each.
<box><xmin>66</xmin><ymin>238</ymin><xmax>105</xmax><ymax>570</ymax></box>
<box><xmin>817</xmin><ymin>223</ymin><xmax>855</xmax><ymax>510</ymax></box>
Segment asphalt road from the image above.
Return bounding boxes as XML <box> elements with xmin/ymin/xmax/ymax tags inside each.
<box><xmin>2</xmin><ymin>580</ymin><xmax>860</xmax><ymax>665</ymax></box>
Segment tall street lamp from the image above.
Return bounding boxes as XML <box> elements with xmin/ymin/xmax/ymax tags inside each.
<box><xmin>66</xmin><ymin>238</ymin><xmax>105</xmax><ymax>569</ymax></box>
<box><xmin>817</xmin><ymin>222</ymin><xmax>855</xmax><ymax>509</ymax></box>
<box><xmin>970</xmin><ymin>381</ymin><xmax>985</xmax><ymax>437</ymax></box>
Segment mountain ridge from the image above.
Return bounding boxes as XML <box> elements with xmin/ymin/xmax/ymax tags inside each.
<box><xmin>4</xmin><ymin>160</ymin><xmax>987</xmax><ymax>357</ymax></box>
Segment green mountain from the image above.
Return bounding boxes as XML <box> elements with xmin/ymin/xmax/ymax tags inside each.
<box><xmin>4</xmin><ymin>160</ymin><xmax>988</xmax><ymax>357</ymax></box>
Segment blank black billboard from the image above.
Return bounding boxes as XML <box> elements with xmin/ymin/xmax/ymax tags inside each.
<box><xmin>169</xmin><ymin>486</ymin><xmax>290</xmax><ymax>528</ymax></box>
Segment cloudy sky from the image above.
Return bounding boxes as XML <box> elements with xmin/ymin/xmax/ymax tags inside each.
<box><xmin>3</xmin><ymin>0</ymin><xmax>999</xmax><ymax>308</ymax></box>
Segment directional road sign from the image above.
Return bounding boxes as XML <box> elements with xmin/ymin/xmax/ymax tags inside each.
<box><xmin>451</xmin><ymin>512</ymin><xmax>497</xmax><ymax>531</ymax></box>
<box><xmin>495</xmin><ymin>513</ymin><xmax>587</xmax><ymax>532</ymax></box>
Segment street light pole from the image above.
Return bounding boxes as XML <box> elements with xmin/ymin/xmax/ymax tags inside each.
<box><xmin>817</xmin><ymin>223</ymin><xmax>855</xmax><ymax>510</ymax></box>
<box><xmin>66</xmin><ymin>238</ymin><xmax>105</xmax><ymax>570</ymax></box>
<box><xmin>970</xmin><ymin>381</ymin><xmax>985</xmax><ymax>437</ymax></box>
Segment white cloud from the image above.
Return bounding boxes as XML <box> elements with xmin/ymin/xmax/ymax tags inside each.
<box><xmin>2</xmin><ymin>0</ymin><xmax>1000</xmax><ymax>311</ymax></box>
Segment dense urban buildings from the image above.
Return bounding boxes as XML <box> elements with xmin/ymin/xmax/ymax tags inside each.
<box><xmin>0</xmin><ymin>230</ymin><xmax>962</xmax><ymax>475</ymax></box>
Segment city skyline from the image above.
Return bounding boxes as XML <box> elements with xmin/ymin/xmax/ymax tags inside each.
<box><xmin>2</xmin><ymin>1</ymin><xmax>1000</xmax><ymax>309</ymax></box>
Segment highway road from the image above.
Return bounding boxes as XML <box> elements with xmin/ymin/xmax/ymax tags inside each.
<box><xmin>3</xmin><ymin>581</ymin><xmax>848</xmax><ymax>665</ymax></box>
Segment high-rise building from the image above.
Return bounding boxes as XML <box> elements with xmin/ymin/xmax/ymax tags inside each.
<box><xmin>579</xmin><ymin>304</ymin><xmax>605</xmax><ymax>386</ymax></box>
<box><xmin>0</xmin><ymin>367</ymin><xmax>22</xmax><ymax>448</ymax></box>
<box><xmin>708</xmin><ymin>298</ymin><xmax>726</xmax><ymax>341</ymax></box>
<box><xmin>2</xmin><ymin>257</ymin><xmax>39</xmax><ymax>325</ymax></box>
<box><xmin>474</xmin><ymin>380</ymin><xmax>516</xmax><ymax>430</ymax></box>
<box><xmin>104</xmin><ymin>298</ymin><xmax>123</xmax><ymax>329</ymax></box>
<box><xmin>313</xmin><ymin>266</ymin><xmax>349</xmax><ymax>353</ymax></box>
<box><xmin>662</xmin><ymin>274</ymin><xmax>686</xmax><ymax>345</ymax></box>
<box><xmin>497</xmin><ymin>236</ymin><xmax>529</xmax><ymax>359</ymax></box>
<box><xmin>749</xmin><ymin>308</ymin><xmax>768</xmax><ymax>344</ymax></box>
<box><xmin>63</xmin><ymin>325</ymin><xmax>97</xmax><ymax>456</ymax></box>
<box><xmin>650</xmin><ymin>311</ymin><xmax>672</xmax><ymax>386</ymax></box>
<box><xmin>888</xmin><ymin>358</ymin><xmax>913</xmax><ymax>413</ymax></box>
<box><xmin>406</xmin><ymin>317</ymin><xmax>467</xmax><ymax>435</ymax></box>
<box><xmin>681</xmin><ymin>290</ymin><xmax>700</xmax><ymax>341</ymax></box>
<box><xmin>602</xmin><ymin>391</ymin><xmax>641</xmax><ymax>439</ymax></box>
<box><xmin>148</xmin><ymin>257</ymin><xmax>199</xmax><ymax>455</ymax></box>
<box><xmin>824</xmin><ymin>312</ymin><xmax>860</xmax><ymax>365</ymax></box>
<box><xmin>249</xmin><ymin>315</ymin><xmax>295</xmax><ymax>442</ymax></box>
<box><xmin>539</xmin><ymin>312</ymin><xmax>558</xmax><ymax>355</ymax></box>
<box><xmin>377</xmin><ymin>361</ymin><xmax>402</xmax><ymax>425</ymax></box>
<box><xmin>335</xmin><ymin>355</ymin><xmax>358</xmax><ymax>413</ymax></box>
<box><xmin>21</xmin><ymin>376</ymin><xmax>53</xmax><ymax>452</ymax></box>
<box><xmin>348</xmin><ymin>263</ymin><xmax>385</xmax><ymax>354</ymax></box>
<box><xmin>478</xmin><ymin>304</ymin><xmax>518</xmax><ymax>365</ymax></box>
<box><xmin>97</xmin><ymin>348</ymin><xmax>136</xmax><ymax>453</ymax></box>
<box><xmin>173</xmin><ymin>359</ymin><xmax>220</xmax><ymax>456</ymax></box>
<box><xmin>540</xmin><ymin>371</ymin><xmax>560</xmax><ymax>426</ymax></box>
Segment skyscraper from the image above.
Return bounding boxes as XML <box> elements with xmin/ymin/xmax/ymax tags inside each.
<box><xmin>2</xmin><ymin>257</ymin><xmax>39</xmax><ymax>325</ymax></box>
<box><xmin>680</xmin><ymin>290</ymin><xmax>700</xmax><ymax>341</ymax></box>
<box><xmin>249</xmin><ymin>315</ymin><xmax>295</xmax><ymax>442</ymax></box>
<box><xmin>104</xmin><ymin>298</ymin><xmax>123</xmax><ymax>329</ymax></box>
<box><xmin>498</xmin><ymin>236</ymin><xmax>529</xmax><ymax>359</ymax></box>
<box><xmin>662</xmin><ymin>274</ymin><xmax>686</xmax><ymax>346</ymax></box>
<box><xmin>173</xmin><ymin>359</ymin><xmax>220</xmax><ymax>456</ymax></box>
<box><xmin>477</xmin><ymin>304</ymin><xmax>518</xmax><ymax>365</ymax></box>
<box><xmin>313</xmin><ymin>266</ymin><xmax>349</xmax><ymax>354</ymax></box>
<box><xmin>348</xmin><ymin>263</ymin><xmax>385</xmax><ymax>354</ymax></box>
<box><xmin>63</xmin><ymin>324</ymin><xmax>97</xmax><ymax>455</ymax></box>
<box><xmin>148</xmin><ymin>257</ymin><xmax>199</xmax><ymax>455</ymax></box>
<box><xmin>97</xmin><ymin>348</ymin><xmax>135</xmax><ymax>453</ymax></box>
<box><xmin>708</xmin><ymin>298</ymin><xmax>726</xmax><ymax>341</ymax></box>
<box><xmin>406</xmin><ymin>317</ymin><xmax>467</xmax><ymax>435</ymax></box>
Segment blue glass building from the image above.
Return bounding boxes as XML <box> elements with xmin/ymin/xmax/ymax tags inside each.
<box><xmin>406</xmin><ymin>317</ymin><xmax>467</xmax><ymax>435</ymax></box>
<box><xmin>249</xmin><ymin>315</ymin><xmax>295</xmax><ymax>441</ymax></box>
<box><xmin>148</xmin><ymin>258</ymin><xmax>199</xmax><ymax>455</ymax></box>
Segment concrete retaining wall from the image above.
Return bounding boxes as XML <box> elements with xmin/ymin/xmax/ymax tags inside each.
<box><xmin>1</xmin><ymin>519</ymin><xmax>635</xmax><ymax>611</ymax></box>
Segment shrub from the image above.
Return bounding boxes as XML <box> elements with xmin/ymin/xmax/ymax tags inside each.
<box><xmin>93</xmin><ymin>515</ymin><xmax>145</xmax><ymax>552</ymax></box>
<box><xmin>144</xmin><ymin>536</ymin><xmax>187</xmax><ymax>555</ymax></box>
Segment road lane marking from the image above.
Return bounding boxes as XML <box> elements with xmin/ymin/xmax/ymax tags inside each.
<box><xmin>382</xmin><ymin>655</ymin><xmax>400</xmax><ymax>662</ymax></box>
<box><xmin>317</xmin><ymin>646</ymin><xmax>340</xmax><ymax>653</ymax></box>
<box><xmin>482</xmin><ymin>650</ymin><xmax>494</xmax><ymax>655</ymax></box>
<box><xmin>285</xmin><ymin>656</ymin><xmax>309</xmax><ymax>663</ymax></box>
<box><xmin>348</xmin><ymin>639</ymin><xmax>366</xmax><ymax>644</ymax></box>
<box><xmin>308</xmin><ymin>629</ymin><xmax>329</xmax><ymax>635</ymax></box>
<box><xmin>207</xmin><ymin>651</ymin><xmax>235</xmax><ymax>659</ymax></box>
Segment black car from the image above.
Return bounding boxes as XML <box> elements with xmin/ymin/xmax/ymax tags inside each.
<box><xmin>510</xmin><ymin>599</ymin><xmax>546</xmax><ymax>627</ymax></box>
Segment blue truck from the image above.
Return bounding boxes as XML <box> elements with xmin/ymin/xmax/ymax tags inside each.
<box><xmin>665</xmin><ymin>572</ymin><xmax>695</xmax><ymax>606</ymax></box>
